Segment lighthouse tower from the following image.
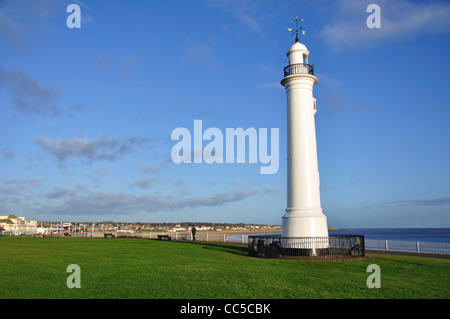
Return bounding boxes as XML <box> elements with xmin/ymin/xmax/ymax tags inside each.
<box><xmin>280</xmin><ymin>31</ymin><xmax>329</xmax><ymax>244</ymax></box>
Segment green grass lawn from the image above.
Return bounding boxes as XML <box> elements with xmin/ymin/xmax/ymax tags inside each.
<box><xmin>1</xmin><ymin>237</ymin><xmax>449</xmax><ymax>299</ymax></box>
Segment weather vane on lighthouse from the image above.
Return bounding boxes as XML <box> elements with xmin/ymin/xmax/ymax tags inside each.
<box><xmin>288</xmin><ymin>17</ymin><xmax>306</xmax><ymax>43</ymax></box>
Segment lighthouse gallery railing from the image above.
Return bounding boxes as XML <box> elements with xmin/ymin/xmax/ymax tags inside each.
<box><xmin>284</xmin><ymin>63</ymin><xmax>315</xmax><ymax>77</ymax></box>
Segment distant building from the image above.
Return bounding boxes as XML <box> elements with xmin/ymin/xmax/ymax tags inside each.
<box><xmin>0</xmin><ymin>215</ymin><xmax>38</xmax><ymax>236</ymax></box>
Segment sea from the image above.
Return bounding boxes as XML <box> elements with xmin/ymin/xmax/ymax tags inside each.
<box><xmin>329</xmin><ymin>228</ymin><xmax>450</xmax><ymax>244</ymax></box>
<box><xmin>230</xmin><ymin>228</ymin><xmax>450</xmax><ymax>244</ymax></box>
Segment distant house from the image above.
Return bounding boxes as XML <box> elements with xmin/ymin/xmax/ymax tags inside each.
<box><xmin>0</xmin><ymin>215</ymin><xmax>38</xmax><ymax>236</ymax></box>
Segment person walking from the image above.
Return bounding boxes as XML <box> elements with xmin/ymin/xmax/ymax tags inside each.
<box><xmin>191</xmin><ymin>226</ymin><xmax>196</xmax><ymax>241</ymax></box>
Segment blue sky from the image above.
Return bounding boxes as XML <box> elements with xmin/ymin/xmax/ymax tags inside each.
<box><xmin>0</xmin><ymin>0</ymin><xmax>449</xmax><ymax>227</ymax></box>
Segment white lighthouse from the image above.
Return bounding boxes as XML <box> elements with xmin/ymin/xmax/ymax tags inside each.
<box><xmin>280</xmin><ymin>29</ymin><xmax>329</xmax><ymax>246</ymax></box>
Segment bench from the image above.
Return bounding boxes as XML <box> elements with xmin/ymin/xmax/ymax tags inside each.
<box><xmin>157</xmin><ymin>235</ymin><xmax>171</xmax><ymax>241</ymax></box>
<box><xmin>104</xmin><ymin>233</ymin><xmax>115</xmax><ymax>238</ymax></box>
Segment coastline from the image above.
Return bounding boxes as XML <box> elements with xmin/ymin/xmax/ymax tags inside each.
<box><xmin>202</xmin><ymin>228</ymin><xmax>281</xmax><ymax>235</ymax></box>
<box><xmin>166</xmin><ymin>227</ymin><xmax>343</xmax><ymax>238</ymax></box>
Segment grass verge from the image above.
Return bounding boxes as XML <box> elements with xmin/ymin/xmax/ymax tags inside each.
<box><xmin>1</xmin><ymin>237</ymin><xmax>449</xmax><ymax>299</ymax></box>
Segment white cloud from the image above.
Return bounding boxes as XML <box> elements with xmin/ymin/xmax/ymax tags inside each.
<box><xmin>320</xmin><ymin>0</ymin><xmax>450</xmax><ymax>51</ymax></box>
<box><xmin>206</xmin><ymin>0</ymin><xmax>263</xmax><ymax>33</ymax></box>
<box><xmin>1</xmin><ymin>148</ymin><xmax>15</xmax><ymax>160</ymax></box>
<box><xmin>0</xmin><ymin>64</ymin><xmax>62</xmax><ymax>117</ymax></box>
<box><xmin>137</xmin><ymin>160</ymin><xmax>171</xmax><ymax>175</ymax></box>
<box><xmin>0</xmin><ymin>178</ymin><xmax>44</xmax><ymax>203</ymax></box>
<box><xmin>34</xmin><ymin>135</ymin><xmax>153</xmax><ymax>163</ymax></box>
<box><xmin>0</xmin><ymin>11</ymin><xmax>20</xmax><ymax>46</ymax></box>
<box><xmin>37</xmin><ymin>186</ymin><xmax>282</xmax><ymax>217</ymax></box>
<box><xmin>133</xmin><ymin>177</ymin><xmax>159</xmax><ymax>189</ymax></box>
<box><xmin>3</xmin><ymin>178</ymin><xmax>43</xmax><ymax>187</ymax></box>
<box><xmin>45</xmin><ymin>187</ymin><xmax>78</xmax><ymax>199</ymax></box>
<box><xmin>182</xmin><ymin>42</ymin><xmax>214</xmax><ymax>65</ymax></box>
<box><xmin>385</xmin><ymin>197</ymin><xmax>450</xmax><ymax>207</ymax></box>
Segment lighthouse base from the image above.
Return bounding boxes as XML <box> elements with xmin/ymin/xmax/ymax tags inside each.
<box><xmin>248</xmin><ymin>235</ymin><xmax>366</xmax><ymax>259</ymax></box>
<box><xmin>281</xmin><ymin>213</ymin><xmax>329</xmax><ymax>237</ymax></box>
<box><xmin>280</xmin><ymin>247</ymin><xmax>329</xmax><ymax>257</ymax></box>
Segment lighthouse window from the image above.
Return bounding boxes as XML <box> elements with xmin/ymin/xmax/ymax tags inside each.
<box><xmin>303</xmin><ymin>54</ymin><xmax>308</xmax><ymax>64</ymax></box>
